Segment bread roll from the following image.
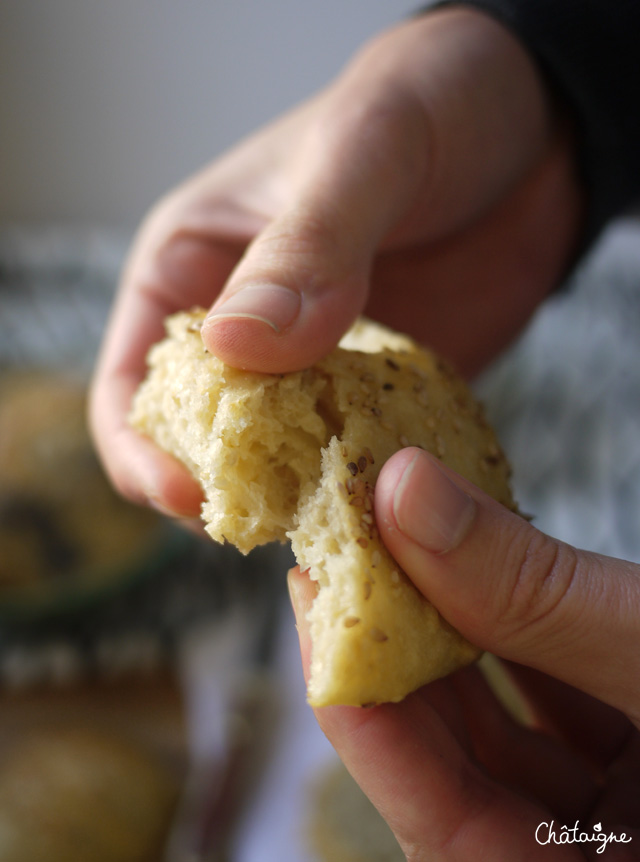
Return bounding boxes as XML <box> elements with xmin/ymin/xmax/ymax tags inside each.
<box><xmin>130</xmin><ymin>310</ymin><xmax>515</xmax><ymax>707</ymax></box>
<box><xmin>0</xmin><ymin>727</ymin><xmax>177</xmax><ymax>862</ymax></box>
<box><xmin>0</xmin><ymin>371</ymin><xmax>161</xmax><ymax>600</ymax></box>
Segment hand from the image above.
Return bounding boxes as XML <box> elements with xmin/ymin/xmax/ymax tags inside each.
<box><xmin>289</xmin><ymin>448</ymin><xmax>640</xmax><ymax>860</ymax></box>
<box><xmin>89</xmin><ymin>6</ymin><xmax>584</xmax><ymax>517</ymax></box>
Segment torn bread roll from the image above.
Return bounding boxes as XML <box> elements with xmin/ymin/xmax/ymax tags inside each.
<box><xmin>130</xmin><ymin>310</ymin><xmax>515</xmax><ymax>707</ymax></box>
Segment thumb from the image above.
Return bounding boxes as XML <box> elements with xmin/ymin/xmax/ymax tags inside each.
<box><xmin>376</xmin><ymin>448</ymin><xmax>640</xmax><ymax>723</ymax></box>
<box><xmin>201</xmin><ymin>9</ymin><xmax>552</xmax><ymax>372</ymax></box>
<box><xmin>200</xmin><ymin>88</ymin><xmax>430</xmax><ymax>372</ymax></box>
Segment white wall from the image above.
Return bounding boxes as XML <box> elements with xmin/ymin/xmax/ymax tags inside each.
<box><xmin>0</xmin><ymin>1</ymin><xmax>419</xmax><ymax>228</ymax></box>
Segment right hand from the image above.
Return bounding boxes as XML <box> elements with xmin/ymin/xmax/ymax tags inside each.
<box><xmin>288</xmin><ymin>450</ymin><xmax>640</xmax><ymax>859</ymax></box>
<box><xmin>89</xmin><ymin>6</ymin><xmax>584</xmax><ymax>517</ymax></box>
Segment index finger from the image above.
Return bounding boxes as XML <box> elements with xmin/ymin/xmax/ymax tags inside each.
<box><xmin>89</xmin><ymin>206</ymin><xmax>249</xmax><ymax>515</ymax></box>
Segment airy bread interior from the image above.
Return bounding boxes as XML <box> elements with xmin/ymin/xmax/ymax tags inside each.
<box><xmin>130</xmin><ymin>311</ymin><xmax>515</xmax><ymax>706</ymax></box>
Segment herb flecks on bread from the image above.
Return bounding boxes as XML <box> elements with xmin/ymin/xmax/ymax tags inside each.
<box><xmin>130</xmin><ymin>310</ymin><xmax>515</xmax><ymax>707</ymax></box>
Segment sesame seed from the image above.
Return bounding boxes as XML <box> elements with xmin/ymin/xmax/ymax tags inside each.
<box><xmin>399</xmin><ymin>434</ymin><xmax>410</xmax><ymax>448</ymax></box>
<box><xmin>357</xmin><ymin>537</ymin><xmax>369</xmax><ymax>549</ymax></box>
<box><xmin>363</xmin><ymin>581</ymin><xmax>372</xmax><ymax>600</ymax></box>
<box><xmin>361</xmin><ymin>513</ymin><xmax>373</xmax><ymax>525</ymax></box>
<box><xmin>347</xmin><ymin>461</ymin><xmax>358</xmax><ymax>476</ymax></box>
<box><xmin>363</xmin><ymin>447</ymin><xmax>375</xmax><ymax>464</ymax></box>
<box><xmin>372</xmin><ymin>550</ymin><xmax>382</xmax><ymax>567</ymax></box>
<box><xmin>343</xmin><ymin>616</ymin><xmax>360</xmax><ymax>628</ymax></box>
<box><xmin>358</xmin><ymin>455</ymin><xmax>368</xmax><ymax>473</ymax></box>
<box><xmin>369</xmin><ymin>627</ymin><xmax>388</xmax><ymax>643</ymax></box>
<box><xmin>352</xmin><ymin>478</ymin><xmax>366</xmax><ymax>497</ymax></box>
<box><xmin>385</xmin><ymin>358</ymin><xmax>400</xmax><ymax>371</ymax></box>
<box><xmin>349</xmin><ymin>496</ymin><xmax>364</xmax><ymax>507</ymax></box>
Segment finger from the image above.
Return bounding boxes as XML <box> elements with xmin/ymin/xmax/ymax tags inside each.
<box><xmin>202</xmin><ymin>8</ymin><xmax>556</xmax><ymax>373</ymax></box>
<box><xmin>290</xmin><ymin>567</ymin><xmax>598</xmax><ymax>824</ymax></box>
<box><xmin>454</xmin><ymin>665</ymin><xmax>598</xmax><ymax>822</ymax></box>
<box><xmin>201</xmin><ymin>93</ymin><xmax>428</xmax><ymax>371</ymax></box>
<box><xmin>375</xmin><ymin>448</ymin><xmax>640</xmax><ymax>721</ymax></box>
<box><xmin>89</xmin><ymin>203</ymin><xmax>248</xmax><ymax>513</ymax></box>
<box><xmin>288</xmin><ymin>570</ymin><xmax>576</xmax><ymax>860</ymax></box>
<box><xmin>366</xmin><ymin>125</ymin><xmax>583</xmax><ymax>377</ymax></box>
<box><xmin>502</xmin><ymin>662</ymin><xmax>635</xmax><ymax>772</ymax></box>
<box><xmin>592</xmin><ymin>732</ymin><xmax>640</xmax><ymax>834</ymax></box>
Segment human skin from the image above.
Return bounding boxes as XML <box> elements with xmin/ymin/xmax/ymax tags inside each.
<box><xmin>89</xmin><ymin>7</ymin><xmax>581</xmax><ymax>517</ymax></box>
<box><xmin>289</xmin><ymin>449</ymin><xmax>640</xmax><ymax>859</ymax></box>
<box><xmin>89</xmin><ymin>6</ymin><xmax>640</xmax><ymax>857</ymax></box>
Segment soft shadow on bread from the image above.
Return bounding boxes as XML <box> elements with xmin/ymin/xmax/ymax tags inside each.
<box><xmin>130</xmin><ymin>310</ymin><xmax>515</xmax><ymax>707</ymax></box>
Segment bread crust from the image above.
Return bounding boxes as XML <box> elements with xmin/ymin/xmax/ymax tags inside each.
<box><xmin>131</xmin><ymin>310</ymin><xmax>515</xmax><ymax>706</ymax></box>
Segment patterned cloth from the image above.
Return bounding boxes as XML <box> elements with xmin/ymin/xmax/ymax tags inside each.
<box><xmin>0</xmin><ymin>228</ymin><xmax>288</xmax><ymax>686</ymax></box>
<box><xmin>476</xmin><ymin>217</ymin><xmax>640</xmax><ymax>563</ymax></box>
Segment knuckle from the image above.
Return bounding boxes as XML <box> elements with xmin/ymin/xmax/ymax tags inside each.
<box><xmin>247</xmin><ymin>207</ymin><xmax>344</xmax><ymax>286</ymax></box>
<box><xmin>139</xmin><ymin>187</ymin><xmax>186</xmax><ymax>243</ymax></box>
<box><xmin>264</xmin><ymin>207</ymin><xmax>337</xmax><ymax>254</ymax></box>
<box><xmin>498</xmin><ymin>527</ymin><xmax>582</xmax><ymax>649</ymax></box>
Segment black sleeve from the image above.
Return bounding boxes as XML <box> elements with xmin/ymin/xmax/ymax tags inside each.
<box><xmin>426</xmin><ymin>0</ymin><xmax>640</xmax><ymax>246</ymax></box>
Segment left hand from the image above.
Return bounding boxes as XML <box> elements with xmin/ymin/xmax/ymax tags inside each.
<box><xmin>89</xmin><ymin>8</ymin><xmax>583</xmax><ymax>521</ymax></box>
<box><xmin>289</xmin><ymin>448</ymin><xmax>640</xmax><ymax>860</ymax></box>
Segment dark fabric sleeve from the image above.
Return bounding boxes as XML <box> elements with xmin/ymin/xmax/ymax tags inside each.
<box><xmin>425</xmin><ymin>0</ymin><xmax>640</xmax><ymax>246</ymax></box>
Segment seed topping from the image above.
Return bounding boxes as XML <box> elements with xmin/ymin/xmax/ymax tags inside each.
<box><xmin>343</xmin><ymin>616</ymin><xmax>361</xmax><ymax>628</ymax></box>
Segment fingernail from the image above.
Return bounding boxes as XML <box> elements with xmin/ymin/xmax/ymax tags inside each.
<box><xmin>393</xmin><ymin>452</ymin><xmax>475</xmax><ymax>554</ymax></box>
<box><xmin>206</xmin><ymin>283</ymin><xmax>301</xmax><ymax>332</ymax></box>
<box><xmin>287</xmin><ymin>567</ymin><xmax>303</xmax><ymax>619</ymax></box>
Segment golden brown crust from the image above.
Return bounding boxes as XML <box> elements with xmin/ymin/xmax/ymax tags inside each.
<box><xmin>0</xmin><ymin>372</ymin><xmax>160</xmax><ymax>600</ymax></box>
<box><xmin>131</xmin><ymin>310</ymin><xmax>515</xmax><ymax>706</ymax></box>
<box><xmin>0</xmin><ymin>727</ymin><xmax>177</xmax><ymax>862</ymax></box>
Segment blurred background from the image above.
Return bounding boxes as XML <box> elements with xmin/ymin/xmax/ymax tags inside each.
<box><xmin>0</xmin><ymin>0</ymin><xmax>418</xmax><ymax>229</ymax></box>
